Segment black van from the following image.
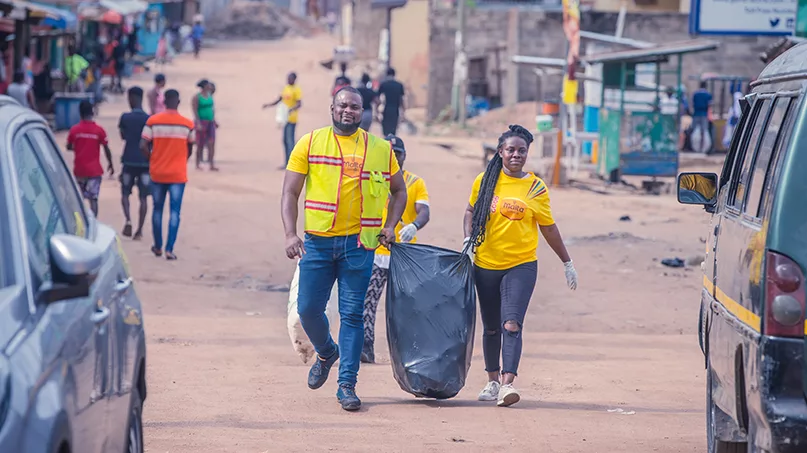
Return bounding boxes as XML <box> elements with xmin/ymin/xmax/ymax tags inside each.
<box><xmin>678</xmin><ymin>44</ymin><xmax>807</xmax><ymax>453</ymax></box>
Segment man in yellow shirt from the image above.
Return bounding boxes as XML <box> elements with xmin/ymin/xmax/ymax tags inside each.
<box><xmin>361</xmin><ymin>135</ymin><xmax>430</xmax><ymax>364</ymax></box>
<box><xmin>264</xmin><ymin>72</ymin><xmax>302</xmax><ymax>165</ymax></box>
<box><xmin>281</xmin><ymin>86</ymin><xmax>407</xmax><ymax>411</ymax></box>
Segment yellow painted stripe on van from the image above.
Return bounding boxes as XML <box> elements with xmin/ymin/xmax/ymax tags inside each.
<box><xmin>703</xmin><ymin>274</ymin><xmax>807</xmax><ymax>336</ymax></box>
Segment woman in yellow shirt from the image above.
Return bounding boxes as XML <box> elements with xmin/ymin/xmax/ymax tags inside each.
<box><xmin>463</xmin><ymin>124</ymin><xmax>578</xmax><ymax>407</ymax></box>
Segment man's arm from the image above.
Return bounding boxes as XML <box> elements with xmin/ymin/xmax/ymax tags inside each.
<box><xmin>281</xmin><ymin>171</ymin><xmax>307</xmax><ymax>258</ymax></box>
<box><xmin>103</xmin><ymin>144</ymin><xmax>114</xmax><ymax>175</ymax></box>
<box><xmin>187</xmin><ymin>142</ymin><xmax>193</xmax><ymax>160</ymax></box>
<box><xmin>413</xmin><ymin>204</ymin><xmax>430</xmax><ymax>229</ymax></box>
<box><xmin>139</xmin><ymin>138</ymin><xmax>150</xmax><ymax>159</ymax></box>
<box><xmin>290</xmin><ymin>100</ymin><xmax>302</xmax><ymax>112</ymax></box>
<box><xmin>262</xmin><ymin>96</ymin><xmax>282</xmax><ymax>109</ymax></box>
<box><xmin>380</xmin><ymin>171</ymin><xmax>407</xmax><ymax>247</ymax></box>
<box><xmin>147</xmin><ymin>89</ymin><xmax>156</xmax><ymax>114</ymax></box>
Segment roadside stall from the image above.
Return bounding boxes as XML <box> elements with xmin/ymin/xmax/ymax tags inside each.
<box><xmin>590</xmin><ymin>40</ymin><xmax>719</xmax><ymax>189</ymax></box>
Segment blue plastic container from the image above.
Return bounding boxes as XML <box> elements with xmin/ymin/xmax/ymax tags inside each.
<box><xmin>54</xmin><ymin>93</ymin><xmax>94</xmax><ymax>131</ymax></box>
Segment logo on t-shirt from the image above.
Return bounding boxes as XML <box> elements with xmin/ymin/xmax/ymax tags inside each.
<box><xmin>499</xmin><ymin>197</ymin><xmax>527</xmax><ymax>221</ymax></box>
<box><xmin>343</xmin><ymin>155</ymin><xmax>363</xmax><ymax>179</ymax></box>
<box><xmin>527</xmin><ymin>178</ymin><xmax>547</xmax><ymax>200</ymax></box>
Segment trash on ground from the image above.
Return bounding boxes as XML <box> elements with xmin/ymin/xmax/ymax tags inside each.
<box><xmin>661</xmin><ymin>257</ymin><xmax>686</xmax><ymax>268</ymax></box>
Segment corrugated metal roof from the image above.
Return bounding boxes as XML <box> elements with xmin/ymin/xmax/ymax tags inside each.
<box><xmin>582</xmin><ymin>39</ymin><xmax>720</xmax><ymax>64</ymax></box>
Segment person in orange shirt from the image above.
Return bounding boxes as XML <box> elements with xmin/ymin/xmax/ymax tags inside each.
<box><xmin>463</xmin><ymin>125</ymin><xmax>578</xmax><ymax>407</ymax></box>
<box><xmin>140</xmin><ymin>89</ymin><xmax>195</xmax><ymax>261</ymax></box>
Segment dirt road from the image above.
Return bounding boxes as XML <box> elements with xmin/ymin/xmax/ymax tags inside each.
<box><xmin>64</xmin><ymin>36</ymin><xmax>718</xmax><ymax>452</ymax></box>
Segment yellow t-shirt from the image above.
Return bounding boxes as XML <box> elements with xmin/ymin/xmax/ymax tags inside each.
<box><xmin>282</xmin><ymin>84</ymin><xmax>302</xmax><ymax>124</ymax></box>
<box><xmin>287</xmin><ymin>130</ymin><xmax>401</xmax><ymax>237</ymax></box>
<box><xmin>469</xmin><ymin>171</ymin><xmax>555</xmax><ymax>270</ymax></box>
<box><xmin>376</xmin><ymin>170</ymin><xmax>429</xmax><ymax>256</ymax></box>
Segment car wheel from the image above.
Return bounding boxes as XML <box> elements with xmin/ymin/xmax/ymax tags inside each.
<box><xmin>126</xmin><ymin>388</ymin><xmax>144</xmax><ymax>453</ymax></box>
<box><xmin>707</xmin><ymin>362</ymin><xmax>745</xmax><ymax>453</ymax></box>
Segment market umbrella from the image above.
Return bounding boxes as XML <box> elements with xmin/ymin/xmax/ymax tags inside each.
<box><xmin>102</xmin><ymin>10</ymin><xmax>123</xmax><ymax>24</ymax></box>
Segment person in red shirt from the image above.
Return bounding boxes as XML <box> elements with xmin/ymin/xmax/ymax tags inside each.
<box><xmin>67</xmin><ymin>100</ymin><xmax>114</xmax><ymax>216</ymax></box>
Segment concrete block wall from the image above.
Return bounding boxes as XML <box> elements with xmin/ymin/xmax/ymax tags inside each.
<box><xmin>427</xmin><ymin>9</ymin><xmax>778</xmax><ymax>120</ymax></box>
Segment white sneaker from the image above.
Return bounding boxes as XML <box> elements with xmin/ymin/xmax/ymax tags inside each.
<box><xmin>477</xmin><ymin>381</ymin><xmax>500</xmax><ymax>401</ymax></box>
<box><xmin>497</xmin><ymin>384</ymin><xmax>520</xmax><ymax>407</ymax></box>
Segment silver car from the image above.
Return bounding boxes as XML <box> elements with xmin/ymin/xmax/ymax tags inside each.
<box><xmin>0</xmin><ymin>96</ymin><xmax>146</xmax><ymax>453</ymax></box>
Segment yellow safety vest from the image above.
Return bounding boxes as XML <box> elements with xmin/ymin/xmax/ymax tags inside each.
<box><xmin>303</xmin><ymin>126</ymin><xmax>392</xmax><ymax>249</ymax></box>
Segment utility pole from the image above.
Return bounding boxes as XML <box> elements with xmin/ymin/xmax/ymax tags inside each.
<box><xmin>451</xmin><ymin>0</ymin><xmax>468</xmax><ymax>125</ymax></box>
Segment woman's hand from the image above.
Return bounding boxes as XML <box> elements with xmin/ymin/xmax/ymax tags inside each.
<box><xmin>564</xmin><ymin>260</ymin><xmax>578</xmax><ymax>290</ymax></box>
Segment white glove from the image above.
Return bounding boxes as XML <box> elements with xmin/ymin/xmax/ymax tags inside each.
<box><xmin>564</xmin><ymin>260</ymin><xmax>578</xmax><ymax>290</ymax></box>
<box><xmin>462</xmin><ymin>237</ymin><xmax>474</xmax><ymax>261</ymax></box>
<box><xmin>399</xmin><ymin>223</ymin><xmax>418</xmax><ymax>243</ymax></box>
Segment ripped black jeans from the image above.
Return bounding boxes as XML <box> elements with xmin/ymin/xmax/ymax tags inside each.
<box><xmin>473</xmin><ymin>261</ymin><xmax>537</xmax><ymax>376</ymax></box>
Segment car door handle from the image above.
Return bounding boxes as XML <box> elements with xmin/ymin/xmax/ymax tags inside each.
<box><xmin>90</xmin><ymin>306</ymin><xmax>110</xmax><ymax>324</ymax></box>
<box><xmin>114</xmin><ymin>278</ymin><xmax>133</xmax><ymax>292</ymax></box>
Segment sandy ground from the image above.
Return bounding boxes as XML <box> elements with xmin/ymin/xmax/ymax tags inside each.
<box><xmin>56</xmin><ymin>36</ymin><xmax>726</xmax><ymax>452</ymax></box>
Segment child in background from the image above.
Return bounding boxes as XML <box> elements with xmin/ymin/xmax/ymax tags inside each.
<box><xmin>67</xmin><ymin>100</ymin><xmax>114</xmax><ymax>217</ymax></box>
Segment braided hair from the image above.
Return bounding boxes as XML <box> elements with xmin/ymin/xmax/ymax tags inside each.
<box><xmin>464</xmin><ymin>124</ymin><xmax>534</xmax><ymax>253</ymax></box>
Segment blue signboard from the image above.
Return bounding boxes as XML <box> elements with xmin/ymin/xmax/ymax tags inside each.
<box><xmin>689</xmin><ymin>0</ymin><xmax>796</xmax><ymax>35</ymax></box>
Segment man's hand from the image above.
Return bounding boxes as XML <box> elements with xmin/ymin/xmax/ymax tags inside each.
<box><xmin>107</xmin><ymin>164</ymin><xmax>115</xmax><ymax>176</ymax></box>
<box><xmin>399</xmin><ymin>223</ymin><xmax>417</xmax><ymax>243</ymax></box>
<box><xmin>378</xmin><ymin>227</ymin><xmax>395</xmax><ymax>247</ymax></box>
<box><xmin>285</xmin><ymin>234</ymin><xmax>305</xmax><ymax>259</ymax></box>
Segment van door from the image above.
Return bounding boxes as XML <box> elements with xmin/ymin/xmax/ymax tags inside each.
<box><xmin>710</xmin><ymin>94</ymin><xmax>797</xmax><ymax>423</ymax></box>
<box><xmin>701</xmin><ymin>95</ymin><xmax>752</xmax><ymax>363</ymax></box>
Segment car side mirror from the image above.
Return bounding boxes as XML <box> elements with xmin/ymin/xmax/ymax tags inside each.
<box><xmin>41</xmin><ymin>234</ymin><xmax>103</xmax><ymax>303</ymax></box>
<box><xmin>677</xmin><ymin>172</ymin><xmax>718</xmax><ymax>209</ymax></box>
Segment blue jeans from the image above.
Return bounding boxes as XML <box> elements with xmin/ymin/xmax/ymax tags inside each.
<box><xmin>151</xmin><ymin>183</ymin><xmax>185</xmax><ymax>253</ymax></box>
<box><xmin>283</xmin><ymin>122</ymin><xmax>296</xmax><ymax>164</ymax></box>
<box><xmin>297</xmin><ymin>234</ymin><xmax>374</xmax><ymax>386</ymax></box>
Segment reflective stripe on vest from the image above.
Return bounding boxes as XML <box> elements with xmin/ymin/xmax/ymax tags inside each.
<box><xmin>303</xmin><ymin>126</ymin><xmax>392</xmax><ymax>249</ymax></box>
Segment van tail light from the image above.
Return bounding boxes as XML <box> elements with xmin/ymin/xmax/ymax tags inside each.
<box><xmin>764</xmin><ymin>251</ymin><xmax>806</xmax><ymax>338</ymax></box>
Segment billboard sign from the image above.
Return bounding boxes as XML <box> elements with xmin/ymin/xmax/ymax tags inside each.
<box><xmin>689</xmin><ymin>0</ymin><xmax>796</xmax><ymax>35</ymax></box>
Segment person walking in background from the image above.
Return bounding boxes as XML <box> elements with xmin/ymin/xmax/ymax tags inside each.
<box><xmin>361</xmin><ymin>134</ymin><xmax>430</xmax><ymax>364</ymax></box>
<box><xmin>191</xmin><ymin>19</ymin><xmax>205</xmax><ymax>59</ymax></box>
<box><xmin>378</xmin><ymin>67</ymin><xmax>405</xmax><ymax>136</ymax></box>
<box><xmin>119</xmin><ymin>86</ymin><xmax>151</xmax><ymax>240</ymax></box>
<box><xmin>67</xmin><ymin>100</ymin><xmax>114</xmax><ymax>217</ymax></box>
<box><xmin>263</xmin><ymin>72</ymin><xmax>302</xmax><ymax>165</ymax></box>
<box><xmin>463</xmin><ymin>125</ymin><xmax>577</xmax><ymax>408</ymax></box>
<box><xmin>111</xmin><ymin>31</ymin><xmax>126</xmax><ymax>93</ymax></box>
<box><xmin>147</xmin><ymin>73</ymin><xmax>166</xmax><ymax>115</ymax></box>
<box><xmin>65</xmin><ymin>45</ymin><xmax>89</xmax><ymax>92</ymax></box>
<box><xmin>691</xmin><ymin>81</ymin><xmax>713</xmax><ymax>154</ymax></box>
<box><xmin>32</xmin><ymin>63</ymin><xmax>54</xmax><ymax>113</ymax></box>
<box><xmin>140</xmin><ymin>89</ymin><xmax>195</xmax><ymax>261</ymax></box>
<box><xmin>280</xmin><ymin>87</ymin><xmax>408</xmax><ymax>411</ymax></box>
<box><xmin>7</xmin><ymin>70</ymin><xmax>34</xmax><ymax>109</ymax></box>
<box><xmin>357</xmin><ymin>73</ymin><xmax>377</xmax><ymax>132</ymax></box>
<box><xmin>192</xmin><ymin>79</ymin><xmax>218</xmax><ymax>171</ymax></box>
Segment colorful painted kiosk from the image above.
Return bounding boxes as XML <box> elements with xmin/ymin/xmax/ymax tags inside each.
<box><xmin>590</xmin><ymin>40</ymin><xmax>719</xmax><ymax>185</ymax></box>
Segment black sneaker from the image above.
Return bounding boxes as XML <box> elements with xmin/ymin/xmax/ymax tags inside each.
<box><xmin>336</xmin><ymin>384</ymin><xmax>361</xmax><ymax>411</ymax></box>
<box><xmin>308</xmin><ymin>349</ymin><xmax>339</xmax><ymax>390</ymax></box>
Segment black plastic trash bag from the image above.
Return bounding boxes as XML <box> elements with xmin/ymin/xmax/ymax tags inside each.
<box><xmin>386</xmin><ymin>243</ymin><xmax>476</xmax><ymax>399</ymax></box>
